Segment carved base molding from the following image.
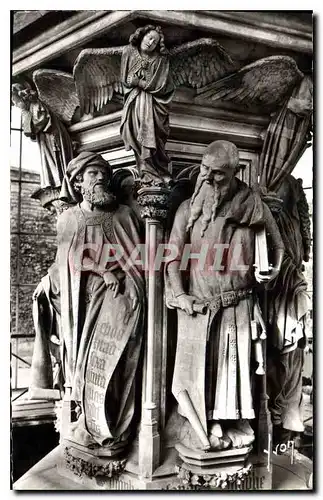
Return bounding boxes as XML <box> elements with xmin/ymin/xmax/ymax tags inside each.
<box><xmin>171</xmin><ymin>462</ymin><xmax>253</xmax><ymax>490</ymax></box>
<box><xmin>63</xmin><ymin>436</ymin><xmax>128</xmax><ymax>457</ymax></box>
<box><xmin>59</xmin><ymin>443</ymin><xmax>182</xmax><ymax>490</ymax></box>
<box><xmin>60</xmin><ymin>436</ymin><xmax>127</xmax><ymax>479</ymax></box>
<box><xmin>63</xmin><ymin>446</ymin><xmax>127</xmax><ymax>479</ymax></box>
<box><xmin>174</xmin><ymin>443</ymin><xmax>253</xmax><ymax>490</ymax></box>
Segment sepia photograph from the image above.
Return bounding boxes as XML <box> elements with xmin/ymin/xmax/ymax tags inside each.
<box><xmin>10</xmin><ymin>8</ymin><xmax>313</xmax><ymax>491</ymax></box>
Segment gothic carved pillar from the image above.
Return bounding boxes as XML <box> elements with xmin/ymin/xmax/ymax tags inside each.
<box><xmin>137</xmin><ymin>186</ymin><xmax>170</xmax><ymax>478</ymax></box>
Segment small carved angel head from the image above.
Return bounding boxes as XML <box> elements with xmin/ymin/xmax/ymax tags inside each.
<box><xmin>129</xmin><ymin>25</ymin><xmax>167</xmax><ymax>55</ymax></box>
<box><xmin>11</xmin><ymin>83</ymin><xmax>37</xmax><ymax>109</ymax></box>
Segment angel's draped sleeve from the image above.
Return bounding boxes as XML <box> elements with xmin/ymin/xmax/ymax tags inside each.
<box><xmin>144</xmin><ymin>56</ymin><xmax>175</xmax><ymax>101</ymax></box>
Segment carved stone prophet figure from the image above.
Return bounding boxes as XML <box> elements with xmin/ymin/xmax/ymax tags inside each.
<box><xmin>32</xmin><ymin>152</ymin><xmax>145</xmax><ymax>447</ymax></box>
<box><xmin>165</xmin><ymin>140</ymin><xmax>284</xmax><ymax>451</ymax></box>
<box><xmin>266</xmin><ymin>174</ymin><xmax>311</xmax><ymax>442</ymax></box>
<box><xmin>73</xmin><ymin>26</ymin><xmax>236</xmax><ymax>186</ymax></box>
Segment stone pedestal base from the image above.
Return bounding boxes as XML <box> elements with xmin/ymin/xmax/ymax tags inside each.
<box><xmin>13</xmin><ymin>445</ymin><xmax>313</xmax><ymax>491</ymax></box>
<box><xmin>175</xmin><ymin>443</ymin><xmax>253</xmax><ymax>489</ymax></box>
<box><xmin>57</xmin><ymin>438</ymin><xmax>128</xmax><ymax>488</ymax></box>
<box><xmin>63</xmin><ymin>437</ymin><xmax>128</xmax><ymax>457</ymax></box>
<box><xmin>58</xmin><ymin>442</ymin><xmax>182</xmax><ymax>490</ymax></box>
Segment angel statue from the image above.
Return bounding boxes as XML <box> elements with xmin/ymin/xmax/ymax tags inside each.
<box><xmin>11</xmin><ymin>70</ymin><xmax>79</xmax><ymax>194</ymax></box>
<box><xmin>73</xmin><ymin>25</ymin><xmax>237</xmax><ymax>186</ymax></box>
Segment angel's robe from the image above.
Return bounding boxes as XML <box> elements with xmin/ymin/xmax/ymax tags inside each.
<box><xmin>22</xmin><ymin>100</ymin><xmax>73</xmax><ymax>189</ymax></box>
<box><xmin>166</xmin><ymin>179</ymin><xmax>284</xmax><ymax>423</ymax></box>
<box><xmin>31</xmin><ymin>202</ymin><xmax>145</xmax><ymax>440</ymax></box>
<box><xmin>120</xmin><ymin>45</ymin><xmax>175</xmax><ymax>180</ymax></box>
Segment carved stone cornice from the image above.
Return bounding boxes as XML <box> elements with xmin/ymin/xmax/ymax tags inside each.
<box><xmin>12</xmin><ymin>10</ymin><xmax>312</xmax><ymax>77</ymax></box>
<box><xmin>138</xmin><ymin>11</ymin><xmax>312</xmax><ymax>54</ymax></box>
<box><xmin>68</xmin><ymin>101</ymin><xmax>268</xmax><ymax>154</ymax></box>
<box><xmin>202</xmin><ymin>11</ymin><xmax>312</xmax><ymax>38</ymax></box>
<box><xmin>13</xmin><ymin>11</ymin><xmax>107</xmax><ymax>64</ymax></box>
<box><xmin>12</xmin><ymin>11</ymin><xmax>135</xmax><ymax>76</ymax></box>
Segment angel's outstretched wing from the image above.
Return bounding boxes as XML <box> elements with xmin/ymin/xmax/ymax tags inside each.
<box><xmin>196</xmin><ymin>56</ymin><xmax>304</xmax><ymax>109</ymax></box>
<box><xmin>33</xmin><ymin>69</ymin><xmax>80</xmax><ymax>124</ymax></box>
<box><xmin>73</xmin><ymin>47</ymin><xmax>124</xmax><ymax>115</ymax></box>
<box><xmin>169</xmin><ymin>38</ymin><xmax>237</xmax><ymax>89</ymax></box>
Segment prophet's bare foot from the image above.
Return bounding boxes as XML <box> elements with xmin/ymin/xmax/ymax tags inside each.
<box><xmin>236</xmin><ymin>419</ymin><xmax>254</xmax><ymax>436</ymax></box>
<box><xmin>68</xmin><ymin>415</ymin><xmax>99</xmax><ymax>448</ymax></box>
<box><xmin>209</xmin><ymin>433</ymin><xmax>232</xmax><ymax>450</ymax></box>
<box><xmin>225</xmin><ymin>420</ymin><xmax>255</xmax><ymax>449</ymax></box>
<box><xmin>209</xmin><ymin>421</ymin><xmax>223</xmax><ymax>438</ymax></box>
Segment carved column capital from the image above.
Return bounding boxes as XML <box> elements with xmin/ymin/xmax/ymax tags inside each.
<box><xmin>137</xmin><ymin>186</ymin><xmax>171</xmax><ymax>221</ymax></box>
<box><xmin>31</xmin><ymin>186</ymin><xmax>71</xmax><ymax>215</ymax></box>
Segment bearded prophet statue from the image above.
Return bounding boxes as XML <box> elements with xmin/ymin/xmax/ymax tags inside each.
<box><xmin>31</xmin><ymin>152</ymin><xmax>145</xmax><ymax>448</ymax></box>
<box><xmin>165</xmin><ymin>141</ymin><xmax>285</xmax><ymax>451</ymax></box>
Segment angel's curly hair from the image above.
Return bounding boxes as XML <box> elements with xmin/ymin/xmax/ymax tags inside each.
<box><xmin>129</xmin><ymin>25</ymin><xmax>167</xmax><ymax>55</ymax></box>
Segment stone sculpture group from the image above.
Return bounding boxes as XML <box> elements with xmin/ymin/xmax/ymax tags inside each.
<box><xmin>12</xmin><ymin>23</ymin><xmax>312</xmax><ymax>488</ymax></box>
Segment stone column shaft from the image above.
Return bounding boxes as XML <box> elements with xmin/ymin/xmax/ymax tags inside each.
<box><xmin>137</xmin><ymin>187</ymin><xmax>169</xmax><ymax>479</ymax></box>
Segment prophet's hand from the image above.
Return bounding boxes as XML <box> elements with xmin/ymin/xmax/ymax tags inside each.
<box><xmin>130</xmin><ymin>76</ymin><xmax>139</xmax><ymax>87</ymax></box>
<box><xmin>255</xmin><ymin>265</ymin><xmax>280</xmax><ymax>284</ymax></box>
<box><xmin>177</xmin><ymin>294</ymin><xmax>196</xmax><ymax>315</ymax></box>
<box><xmin>33</xmin><ymin>281</ymin><xmax>45</xmax><ymax>301</ymax></box>
<box><xmin>138</xmin><ymin>79</ymin><xmax>146</xmax><ymax>90</ymax></box>
<box><xmin>103</xmin><ymin>271</ymin><xmax>119</xmax><ymax>297</ymax></box>
<box><xmin>128</xmin><ymin>286</ymin><xmax>138</xmax><ymax>312</ymax></box>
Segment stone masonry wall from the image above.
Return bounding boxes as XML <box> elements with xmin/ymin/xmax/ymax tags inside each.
<box><xmin>11</xmin><ymin>167</ymin><xmax>57</xmax><ymax>367</ymax></box>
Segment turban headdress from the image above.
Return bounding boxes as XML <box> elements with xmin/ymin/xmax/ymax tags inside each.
<box><xmin>60</xmin><ymin>151</ymin><xmax>112</xmax><ymax>203</ymax></box>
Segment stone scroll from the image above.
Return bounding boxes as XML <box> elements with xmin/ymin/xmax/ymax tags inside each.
<box><xmin>83</xmin><ymin>291</ymin><xmax>137</xmax><ymax>445</ymax></box>
<box><xmin>172</xmin><ymin>309</ymin><xmax>211</xmax><ymax>440</ymax></box>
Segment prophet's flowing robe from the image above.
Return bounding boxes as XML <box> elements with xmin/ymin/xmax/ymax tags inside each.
<box><xmin>266</xmin><ymin>175</ymin><xmax>311</xmax><ymax>432</ymax></box>
<box><xmin>166</xmin><ymin>179</ymin><xmax>284</xmax><ymax>423</ymax></box>
<box><xmin>32</xmin><ymin>203</ymin><xmax>145</xmax><ymax>440</ymax></box>
<box><xmin>120</xmin><ymin>45</ymin><xmax>175</xmax><ymax>179</ymax></box>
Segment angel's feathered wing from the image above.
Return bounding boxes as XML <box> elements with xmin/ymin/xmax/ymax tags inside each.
<box><xmin>169</xmin><ymin>38</ymin><xmax>237</xmax><ymax>89</ymax></box>
<box><xmin>195</xmin><ymin>56</ymin><xmax>304</xmax><ymax>109</ymax></box>
<box><xmin>33</xmin><ymin>69</ymin><xmax>80</xmax><ymax>124</ymax></box>
<box><xmin>73</xmin><ymin>47</ymin><xmax>124</xmax><ymax>115</ymax></box>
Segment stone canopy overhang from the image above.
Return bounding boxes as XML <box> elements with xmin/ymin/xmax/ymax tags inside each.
<box><xmin>12</xmin><ymin>10</ymin><xmax>313</xmax><ymax>163</ymax></box>
<box><xmin>12</xmin><ymin>10</ymin><xmax>312</xmax><ymax>76</ymax></box>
